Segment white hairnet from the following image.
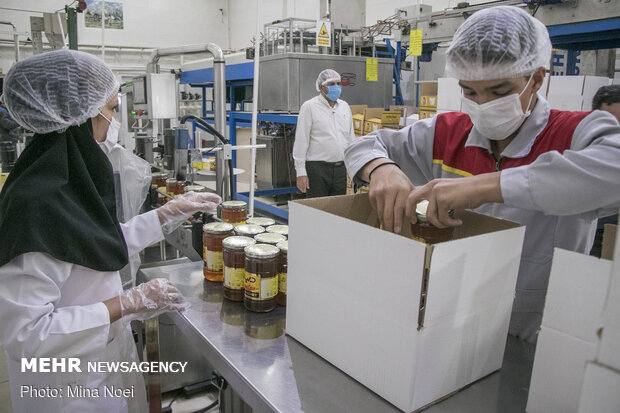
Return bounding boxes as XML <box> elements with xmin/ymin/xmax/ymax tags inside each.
<box><xmin>315</xmin><ymin>69</ymin><xmax>341</xmax><ymax>92</ymax></box>
<box><xmin>2</xmin><ymin>49</ymin><xmax>119</xmax><ymax>134</ymax></box>
<box><xmin>445</xmin><ymin>6</ymin><xmax>551</xmax><ymax>80</ymax></box>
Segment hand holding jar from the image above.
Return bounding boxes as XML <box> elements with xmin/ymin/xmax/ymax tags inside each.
<box><xmin>157</xmin><ymin>191</ymin><xmax>221</xmax><ymax>233</ymax></box>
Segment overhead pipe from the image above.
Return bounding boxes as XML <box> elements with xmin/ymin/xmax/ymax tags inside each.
<box><xmin>148</xmin><ymin>43</ymin><xmax>228</xmax><ymax>198</ymax></box>
<box><xmin>249</xmin><ymin>0</ymin><xmax>261</xmax><ymax>217</ymax></box>
<box><xmin>0</xmin><ymin>21</ymin><xmax>19</xmax><ymax>61</ymax></box>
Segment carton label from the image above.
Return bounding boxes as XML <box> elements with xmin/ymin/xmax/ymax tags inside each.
<box><xmin>224</xmin><ymin>266</ymin><xmax>245</xmax><ymax>289</ymax></box>
<box><xmin>278</xmin><ymin>272</ymin><xmax>287</xmax><ymax>293</ymax></box>
<box><xmin>204</xmin><ymin>247</ymin><xmax>223</xmax><ymax>271</ymax></box>
<box><xmin>245</xmin><ymin>273</ymin><xmax>278</xmax><ymax>300</ymax></box>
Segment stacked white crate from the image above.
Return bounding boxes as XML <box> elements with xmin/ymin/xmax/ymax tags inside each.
<box><xmin>547</xmin><ymin>75</ymin><xmax>611</xmax><ymax>111</ymax></box>
<box><xmin>526</xmin><ymin>218</ymin><xmax>620</xmax><ymax>413</ymax></box>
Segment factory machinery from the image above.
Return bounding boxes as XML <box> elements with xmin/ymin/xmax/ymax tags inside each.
<box><xmin>5</xmin><ymin>1</ymin><xmax>606</xmax><ymax>410</ymax></box>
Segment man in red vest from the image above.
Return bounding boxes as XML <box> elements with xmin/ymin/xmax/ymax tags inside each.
<box><xmin>344</xmin><ymin>5</ymin><xmax>620</xmax><ymax>343</ymax></box>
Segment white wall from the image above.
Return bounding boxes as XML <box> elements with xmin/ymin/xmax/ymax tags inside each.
<box><xmin>0</xmin><ymin>0</ymin><xmax>229</xmax><ymax>74</ymax></box>
<box><xmin>227</xmin><ymin>0</ymin><xmax>320</xmax><ymax>50</ymax></box>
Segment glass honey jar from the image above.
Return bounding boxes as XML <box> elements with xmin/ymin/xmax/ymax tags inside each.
<box><xmin>276</xmin><ymin>240</ymin><xmax>288</xmax><ymax>307</ymax></box>
<box><xmin>246</xmin><ymin>217</ymin><xmax>275</xmax><ymax>228</ymax></box>
<box><xmin>166</xmin><ymin>178</ymin><xmax>178</xmax><ymax>195</ymax></box>
<box><xmin>244</xmin><ymin>244</ymin><xmax>280</xmax><ymax>313</ymax></box>
<box><xmin>266</xmin><ymin>224</ymin><xmax>288</xmax><ymax>238</ymax></box>
<box><xmin>221</xmin><ymin>200</ymin><xmax>248</xmax><ymax>225</ymax></box>
<box><xmin>151</xmin><ymin>172</ymin><xmax>168</xmax><ymax>188</ymax></box>
<box><xmin>222</xmin><ymin>236</ymin><xmax>256</xmax><ymax>302</ymax></box>
<box><xmin>234</xmin><ymin>224</ymin><xmax>265</xmax><ymax>238</ymax></box>
<box><xmin>410</xmin><ymin>200</ymin><xmax>454</xmax><ymax>244</ymax></box>
<box><xmin>184</xmin><ymin>184</ymin><xmax>206</xmax><ymax>193</ymax></box>
<box><xmin>254</xmin><ymin>232</ymin><xmax>286</xmax><ymax>246</ymax></box>
<box><xmin>203</xmin><ymin>222</ymin><xmax>234</xmax><ymax>282</ymax></box>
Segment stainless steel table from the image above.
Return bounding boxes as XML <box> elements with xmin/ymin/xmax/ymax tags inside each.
<box><xmin>138</xmin><ymin>260</ymin><xmax>535</xmax><ymax>413</ymax></box>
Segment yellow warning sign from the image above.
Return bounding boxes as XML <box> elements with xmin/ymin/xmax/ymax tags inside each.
<box><xmin>366</xmin><ymin>58</ymin><xmax>378</xmax><ymax>82</ymax></box>
<box><xmin>316</xmin><ymin>20</ymin><xmax>331</xmax><ymax>47</ymax></box>
<box><xmin>318</xmin><ymin>24</ymin><xmax>329</xmax><ymax>38</ymax></box>
<box><xmin>409</xmin><ymin>29</ymin><xmax>423</xmax><ymax>56</ymax></box>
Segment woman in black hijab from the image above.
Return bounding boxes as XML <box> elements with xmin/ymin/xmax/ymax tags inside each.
<box><xmin>0</xmin><ymin>49</ymin><xmax>220</xmax><ymax>413</ymax></box>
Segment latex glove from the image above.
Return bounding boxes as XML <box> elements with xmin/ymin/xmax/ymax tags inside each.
<box><xmin>157</xmin><ymin>191</ymin><xmax>221</xmax><ymax>234</ymax></box>
<box><xmin>120</xmin><ymin>278</ymin><xmax>188</xmax><ymax>322</ymax></box>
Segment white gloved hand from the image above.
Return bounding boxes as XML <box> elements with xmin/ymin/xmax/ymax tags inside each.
<box><xmin>120</xmin><ymin>278</ymin><xmax>189</xmax><ymax>322</ymax></box>
<box><xmin>157</xmin><ymin>191</ymin><xmax>221</xmax><ymax>234</ymax></box>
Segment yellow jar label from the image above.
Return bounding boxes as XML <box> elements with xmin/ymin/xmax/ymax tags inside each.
<box><xmin>204</xmin><ymin>247</ymin><xmax>223</xmax><ymax>271</ymax></box>
<box><xmin>224</xmin><ymin>266</ymin><xmax>245</xmax><ymax>289</ymax></box>
<box><xmin>278</xmin><ymin>272</ymin><xmax>287</xmax><ymax>293</ymax></box>
<box><xmin>261</xmin><ymin>276</ymin><xmax>278</xmax><ymax>300</ymax></box>
<box><xmin>245</xmin><ymin>273</ymin><xmax>278</xmax><ymax>301</ymax></box>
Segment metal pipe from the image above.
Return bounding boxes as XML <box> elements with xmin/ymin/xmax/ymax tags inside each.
<box><xmin>101</xmin><ymin>0</ymin><xmax>105</xmax><ymax>60</ymax></box>
<box><xmin>0</xmin><ymin>21</ymin><xmax>19</xmax><ymax>61</ymax></box>
<box><xmin>249</xmin><ymin>0</ymin><xmax>261</xmax><ymax>218</ymax></box>
<box><xmin>149</xmin><ymin>43</ymin><xmax>227</xmax><ymax>198</ymax></box>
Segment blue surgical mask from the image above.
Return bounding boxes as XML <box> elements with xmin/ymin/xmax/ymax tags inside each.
<box><xmin>325</xmin><ymin>84</ymin><xmax>342</xmax><ymax>101</ymax></box>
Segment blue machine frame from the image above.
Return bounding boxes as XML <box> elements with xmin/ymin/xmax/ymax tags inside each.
<box><xmin>180</xmin><ymin>61</ymin><xmax>300</xmax><ymax>220</ymax></box>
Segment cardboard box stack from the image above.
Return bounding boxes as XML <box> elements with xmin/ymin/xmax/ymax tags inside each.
<box><xmin>526</xmin><ymin>221</ymin><xmax>620</xmax><ymax>413</ymax></box>
<box><xmin>547</xmin><ymin>75</ymin><xmax>611</xmax><ymax>111</ymax></box>
<box><xmin>419</xmin><ymin>81</ymin><xmax>438</xmax><ymax>119</ymax></box>
<box><xmin>350</xmin><ymin>105</ymin><xmax>368</xmax><ymax>136</ymax></box>
<box><xmin>287</xmin><ymin>194</ymin><xmax>526</xmax><ymax>412</ymax></box>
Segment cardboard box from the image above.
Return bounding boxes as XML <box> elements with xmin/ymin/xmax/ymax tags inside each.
<box><xmin>419</xmin><ymin>109</ymin><xmax>436</xmax><ymax>120</ymax></box>
<box><xmin>381</xmin><ymin>110</ymin><xmax>401</xmax><ymax>126</ymax></box>
<box><xmin>420</xmin><ymin>95</ymin><xmax>437</xmax><ymax>109</ymax></box>
<box><xmin>390</xmin><ymin>105</ymin><xmax>415</xmax><ymax>126</ymax></box>
<box><xmin>405</xmin><ymin>114</ymin><xmax>420</xmax><ymax>126</ymax></box>
<box><xmin>548</xmin><ymin>94</ymin><xmax>584</xmax><ymax>111</ymax></box>
<box><xmin>350</xmin><ymin>105</ymin><xmax>368</xmax><ymax>134</ymax></box>
<box><xmin>287</xmin><ymin>194</ymin><xmax>525</xmax><ymax>412</ymax></box>
<box><xmin>437</xmin><ymin>78</ymin><xmax>461</xmax><ymax>111</ymax></box>
<box><xmin>577</xmin><ymin>362</ymin><xmax>620</xmax><ymax>413</ymax></box>
<box><xmin>526</xmin><ymin>248</ymin><xmax>612</xmax><ymax>413</ymax></box>
<box><xmin>601</xmin><ymin>224</ymin><xmax>617</xmax><ymax>260</ymax></box>
<box><xmin>547</xmin><ymin>75</ymin><xmax>611</xmax><ymax>111</ymax></box>
<box><xmin>361</xmin><ymin>108</ymin><xmax>384</xmax><ymax>134</ymax></box>
<box><xmin>598</xmin><ymin>213</ymin><xmax>620</xmax><ymax>372</ymax></box>
<box><xmin>582</xmin><ymin>76</ymin><xmax>611</xmax><ymax>111</ymax></box>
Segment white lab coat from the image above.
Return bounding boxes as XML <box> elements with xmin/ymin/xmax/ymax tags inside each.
<box><xmin>0</xmin><ymin>210</ymin><xmax>164</xmax><ymax>413</ymax></box>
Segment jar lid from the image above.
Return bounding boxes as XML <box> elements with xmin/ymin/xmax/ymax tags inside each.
<box><xmin>152</xmin><ymin>172</ymin><xmax>168</xmax><ymax>178</ymax></box>
<box><xmin>221</xmin><ymin>200</ymin><xmax>247</xmax><ymax>210</ymax></box>
<box><xmin>184</xmin><ymin>185</ymin><xmax>206</xmax><ymax>193</ymax></box>
<box><xmin>234</xmin><ymin>224</ymin><xmax>265</xmax><ymax>236</ymax></box>
<box><xmin>276</xmin><ymin>240</ymin><xmax>288</xmax><ymax>252</ymax></box>
<box><xmin>203</xmin><ymin>222</ymin><xmax>234</xmax><ymax>234</ymax></box>
<box><xmin>254</xmin><ymin>232</ymin><xmax>286</xmax><ymax>245</ymax></box>
<box><xmin>266</xmin><ymin>225</ymin><xmax>288</xmax><ymax>236</ymax></box>
<box><xmin>415</xmin><ymin>200</ymin><xmax>429</xmax><ymax>223</ymax></box>
<box><xmin>222</xmin><ymin>235</ymin><xmax>256</xmax><ymax>250</ymax></box>
<box><xmin>166</xmin><ymin>178</ymin><xmax>178</xmax><ymax>183</ymax></box>
<box><xmin>244</xmin><ymin>243</ymin><xmax>280</xmax><ymax>259</ymax></box>
<box><xmin>246</xmin><ymin>217</ymin><xmax>276</xmax><ymax>227</ymax></box>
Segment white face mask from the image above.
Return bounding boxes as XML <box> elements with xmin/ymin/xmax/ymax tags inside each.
<box><xmin>98</xmin><ymin>111</ymin><xmax>120</xmax><ymax>153</ymax></box>
<box><xmin>461</xmin><ymin>74</ymin><xmax>535</xmax><ymax>141</ymax></box>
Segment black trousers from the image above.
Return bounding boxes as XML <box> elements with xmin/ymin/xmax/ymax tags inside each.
<box><xmin>306</xmin><ymin>161</ymin><xmax>347</xmax><ymax>198</ymax></box>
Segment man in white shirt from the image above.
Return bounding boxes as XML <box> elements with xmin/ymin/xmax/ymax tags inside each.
<box><xmin>293</xmin><ymin>69</ymin><xmax>356</xmax><ymax>198</ymax></box>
